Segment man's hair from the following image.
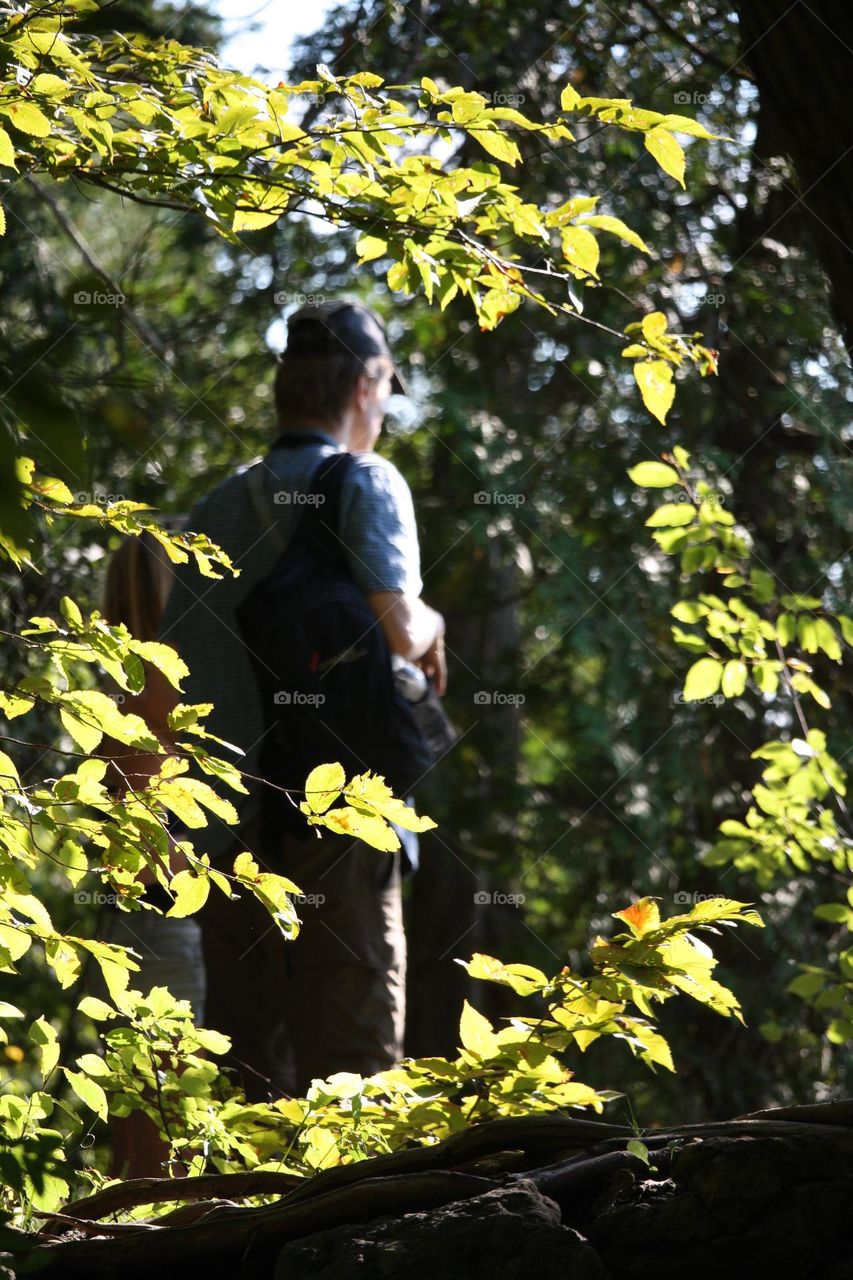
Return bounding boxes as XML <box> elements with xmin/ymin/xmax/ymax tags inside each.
<box><xmin>274</xmin><ymin>349</ymin><xmax>391</xmax><ymax>428</ymax></box>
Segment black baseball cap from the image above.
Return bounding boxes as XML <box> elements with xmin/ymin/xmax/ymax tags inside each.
<box><xmin>285</xmin><ymin>298</ymin><xmax>408</xmax><ymax>395</ymax></box>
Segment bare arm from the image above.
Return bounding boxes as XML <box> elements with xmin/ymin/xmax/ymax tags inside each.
<box><xmin>367</xmin><ymin>591</ymin><xmax>446</xmax><ymax>696</ymax></box>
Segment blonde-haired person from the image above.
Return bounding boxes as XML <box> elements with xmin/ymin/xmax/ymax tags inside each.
<box><xmin>91</xmin><ymin>528</ymin><xmax>205</xmax><ymax>1178</ymax></box>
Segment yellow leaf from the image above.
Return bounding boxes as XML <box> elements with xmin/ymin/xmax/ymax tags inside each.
<box><xmin>167</xmin><ymin>870</ymin><xmax>210</xmax><ymax>918</ymax></box>
<box><xmin>458</xmin><ymin>999</ymin><xmax>499</xmax><ymax>1059</ymax></box>
<box><xmin>0</xmin><ymin>751</ymin><xmax>20</xmax><ymax>788</ymax></box>
<box><xmin>75</xmin><ymin>1052</ymin><xmax>110</xmax><ymax>1077</ymax></box>
<box><xmin>60</xmin><ymin>705</ymin><xmax>102</xmax><ymax>754</ymax></box>
<box><xmin>304</xmin><ymin>762</ymin><xmax>345</xmax><ymax>813</ymax></box>
<box><xmin>0</xmin><ymin>922</ymin><xmax>33</xmax><ymax>963</ymax></box>
<box><xmin>302</xmin><ymin>1126</ymin><xmax>340</xmax><ymax>1169</ymax></box>
<box><xmin>659</xmin><ymin>112</ymin><xmax>716</xmax><ymax>140</ymax></box>
<box><xmin>560</xmin><ymin>83</ymin><xmax>582</xmax><ymax>111</ymax></box>
<box><xmin>346</xmin><ymin>772</ymin><xmax>437</xmax><ymax>832</ymax></box>
<box><xmin>471</xmin><ymin>127</ymin><xmax>520</xmax><ymax>166</ymax></box>
<box><xmin>627</xmin><ymin>460</ymin><xmax>679</xmax><ymax>488</ymax></box>
<box><xmin>459</xmin><ymin>953</ymin><xmax>548</xmax><ymax>996</ymax></box>
<box><xmin>684</xmin><ymin>657</ymin><xmax>723</xmax><ymax>701</ymax></box>
<box><xmin>59</xmin><ymin>690</ymin><xmax>160</xmax><ymax>751</ymax></box>
<box><xmin>387</xmin><ymin>260</ymin><xmax>411</xmax><ymax>293</ymax></box>
<box><xmin>634</xmin><ymin>359</ymin><xmax>675</xmax><ymax>424</ymax></box>
<box><xmin>128</xmin><ymin>640</ymin><xmax>188</xmax><ymax>689</ymax></box>
<box><xmin>614</xmin><ymin>898</ymin><xmax>661</xmax><ymax>937</ymax></box>
<box><xmin>579</xmin><ymin>214</ymin><xmax>650</xmax><ymax>254</ymax></box>
<box><xmin>0</xmin><ymin>127</ymin><xmax>17</xmax><ymax>169</ymax></box>
<box><xmin>310</xmin><ymin>805</ymin><xmax>400</xmax><ymax>851</ymax></box>
<box><xmin>644</xmin><ymin>127</ymin><xmax>685</xmax><ymax>187</ymax></box>
<box><xmin>29</xmin><ymin>73</ymin><xmax>69</xmax><ymax>98</ymax></box>
<box><xmin>7</xmin><ymin>891</ymin><xmax>52</xmax><ymax>932</ymax></box>
<box><xmin>640</xmin><ymin>311</ymin><xmax>668</xmax><ymax>343</ymax></box>
<box><xmin>356</xmin><ymin>234</ymin><xmax>387</xmax><ymax>262</ymax></box>
<box><xmin>561</xmin><ymin>225</ymin><xmax>600</xmax><ymax>277</ymax></box>
<box><xmin>78</xmin><ymin>939</ymin><xmax>136</xmax><ymax>1002</ymax></box>
<box><xmin>232</xmin><ymin>208</ymin><xmax>281</xmax><ymax>232</ymax></box>
<box><xmin>2</xmin><ymin>100</ymin><xmax>51</xmax><ymax>137</ymax></box>
<box><xmin>233</xmin><ymin>850</ymin><xmax>259</xmax><ymax>879</ymax></box>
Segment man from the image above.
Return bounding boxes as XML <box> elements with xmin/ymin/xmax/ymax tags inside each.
<box><xmin>156</xmin><ymin>299</ymin><xmax>445</xmax><ymax>1100</ymax></box>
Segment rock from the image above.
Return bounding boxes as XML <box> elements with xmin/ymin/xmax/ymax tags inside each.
<box><xmin>585</xmin><ymin>1129</ymin><xmax>853</xmax><ymax>1279</ymax></box>
<box><xmin>273</xmin><ymin>1180</ymin><xmax>609</xmax><ymax>1280</ymax></box>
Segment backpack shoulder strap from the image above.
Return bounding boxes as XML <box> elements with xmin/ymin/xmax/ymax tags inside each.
<box><xmin>246</xmin><ymin>461</ymin><xmax>286</xmax><ymax>553</ymax></box>
<box><xmin>246</xmin><ymin>449</ymin><xmax>359</xmax><ymax>567</ymax></box>
<box><xmin>307</xmin><ymin>450</ymin><xmax>359</xmax><ymax>567</ymax></box>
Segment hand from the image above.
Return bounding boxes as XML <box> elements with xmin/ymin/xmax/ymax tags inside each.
<box><xmin>417</xmin><ymin>613</ymin><xmax>447</xmax><ymax>696</ymax></box>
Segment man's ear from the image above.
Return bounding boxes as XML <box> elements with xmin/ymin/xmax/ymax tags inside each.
<box><xmin>353</xmin><ymin>373</ymin><xmax>372</xmax><ymax>410</ymax></box>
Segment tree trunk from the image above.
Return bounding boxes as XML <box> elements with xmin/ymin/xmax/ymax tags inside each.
<box><xmin>735</xmin><ymin>0</ymin><xmax>853</xmax><ymax>356</ymax></box>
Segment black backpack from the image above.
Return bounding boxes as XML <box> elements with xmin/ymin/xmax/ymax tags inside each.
<box><xmin>236</xmin><ymin>432</ymin><xmax>435</xmax><ymax>834</ymax></box>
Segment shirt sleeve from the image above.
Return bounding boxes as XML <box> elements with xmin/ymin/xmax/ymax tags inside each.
<box><xmin>338</xmin><ymin>455</ymin><xmax>423</xmax><ymax>597</ymax></box>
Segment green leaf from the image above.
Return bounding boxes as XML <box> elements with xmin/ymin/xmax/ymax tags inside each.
<box><xmin>645</xmin><ymin>503</ymin><xmax>695</xmax><ymax>527</ymax></box>
<box><xmin>790</xmin><ymin>672</ymin><xmax>831</xmax><ymax>709</ymax></box>
<box><xmin>776</xmin><ymin>613</ymin><xmax>796</xmax><ymax>646</ymax></box>
<box><xmin>814</xmin><ymin>618</ymin><xmax>842</xmax><ymax>661</ymax></box>
<box><xmin>813</xmin><ymin>903</ymin><xmax>852</xmax><ymax>925</ymax></box>
<box><xmin>753</xmin><ymin>661</ymin><xmax>781</xmax><ymax>695</ymax></box>
<box><xmin>194</xmin><ymin>1027</ymin><xmax>231</xmax><ymax>1054</ymax></box>
<box><xmin>644</xmin><ymin>127</ymin><xmax>685</xmax><ymax>187</ymax></box>
<box><xmin>721</xmin><ymin>660</ymin><xmax>747</xmax><ymax>698</ymax></box>
<box><xmin>671</xmin><ymin>600</ymin><xmax>707</xmax><ymax>623</ymax></box>
<box><xmin>64</xmin><ymin>1068</ymin><xmax>108</xmax><ymax>1122</ymax></box>
<box><xmin>683</xmin><ymin>658</ymin><xmax>723</xmax><ymax>701</ymax></box>
<box><xmin>627</xmin><ymin>460</ymin><xmax>680</xmax><ymax>488</ymax></box>
<box><xmin>58</xmin><ymin>839</ymin><xmax>88</xmax><ymax>889</ymax></box>
<box><xmin>76</xmin><ymin>996</ymin><xmax>117</xmax><ymax>1021</ymax></box>
<box><xmin>75</xmin><ymin>1052</ymin><xmax>110</xmax><ymax>1077</ymax></box>
<box><xmin>29</xmin><ymin>1017</ymin><xmax>59</xmax><ymax>1080</ymax></box>
<box><xmin>634</xmin><ymin>359</ymin><xmax>675</xmax><ymax>424</ymax></box>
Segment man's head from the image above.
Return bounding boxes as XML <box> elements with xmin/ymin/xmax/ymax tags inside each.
<box><xmin>274</xmin><ymin>299</ymin><xmax>405</xmax><ymax>450</ymax></box>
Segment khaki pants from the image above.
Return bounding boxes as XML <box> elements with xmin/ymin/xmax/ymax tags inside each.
<box><xmin>198</xmin><ymin>817</ymin><xmax>406</xmax><ymax>1101</ymax></box>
